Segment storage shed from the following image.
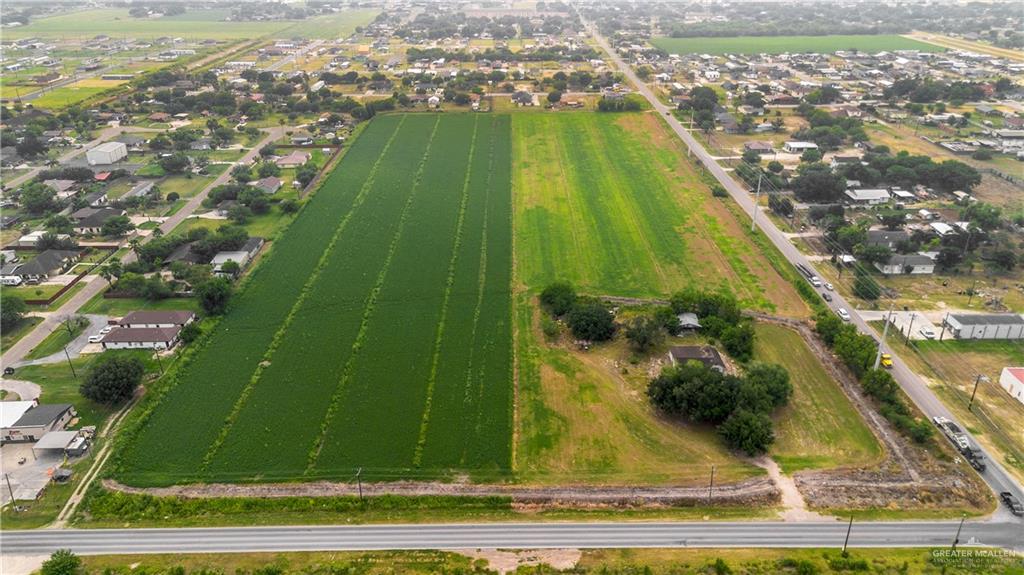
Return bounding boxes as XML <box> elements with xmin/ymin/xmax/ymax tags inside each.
<box><xmin>943</xmin><ymin>313</ymin><xmax>1024</xmax><ymax>340</ymax></box>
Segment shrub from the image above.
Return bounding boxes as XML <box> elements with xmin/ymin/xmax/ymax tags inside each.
<box><xmin>625</xmin><ymin>315</ymin><xmax>665</xmax><ymax>353</ymax></box>
<box><xmin>80</xmin><ymin>355</ymin><xmax>145</xmax><ymax>405</ymax></box>
<box><xmin>41</xmin><ymin>550</ymin><xmax>80</xmax><ymax>575</ymax></box>
<box><xmin>539</xmin><ymin>281</ymin><xmax>577</xmax><ymax>316</ymax></box>
<box><xmin>718</xmin><ymin>409</ymin><xmax>775</xmax><ymax>455</ymax></box>
<box><xmin>566</xmin><ymin>299</ymin><xmax>615</xmax><ymax>341</ymax></box>
<box><xmin>195</xmin><ymin>277</ymin><xmax>233</xmax><ymax>315</ymax></box>
<box><xmin>179</xmin><ymin>322</ymin><xmax>201</xmax><ymax>344</ymax></box>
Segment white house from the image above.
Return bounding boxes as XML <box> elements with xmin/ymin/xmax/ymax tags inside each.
<box><xmin>874</xmin><ymin>253</ymin><xmax>935</xmax><ymax>275</ymax></box>
<box><xmin>101</xmin><ymin>326</ymin><xmax>182</xmax><ymax>350</ymax></box>
<box><xmin>783</xmin><ymin>141</ymin><xmax>818</xmax><ymax>154</ymax></box>
<box><xmin>943</xmin><ymin>313</ymin><xmax>1024</xmax><ymax>340</ymax></box>
<box><xmin>845</xmin><ymin>188</ymin><xmax>891</xmax><ymax>205</ymax></box>
<box><xmin>998</xmin><ymin>367</ymin><xmax>1024</xmax><ymax>406</ymax></box>
<box><xmin>86</xmin><ymin>141</ymin><xmax>128</xmax><ymax>166</ymax></box>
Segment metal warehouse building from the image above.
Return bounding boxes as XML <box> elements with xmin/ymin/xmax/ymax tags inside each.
<box><xmin>943</xmin><ymin>313</ymin><xmax>1024</xmax><ymax>340</ymax></box>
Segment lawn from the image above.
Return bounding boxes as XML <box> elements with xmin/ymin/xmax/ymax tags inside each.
<box><xmin>28</xmin><ymin>86</ymin><xmax>113</xmax><ymax>110</ymax></box>
<box><xmin>651</xmin><ymin>34</ymin><xmax>944</xmax><ymax>55</ymax></box>
<box><xmin>117</xmin><ymin>114</ymin><xmax>514</xmax><ymax>486</ymax></box>
<box><xmin>513</xmin><ymin>112</ymin><xmax>807</xmax><ymax>316</ymax></box>
<box><xmin>26</xmin><ymin>318</ymin><xmax>89</xmax><ymax>360</ymax></box>
<box><xmin>80</xmin><ymin>291</ymin><xmax>199</xmax><ymax>316</ymax></box>
<box><xmin>754</xmin><ymin>323</ymin><xmax>883</xmax><ymax>473</ymax></box>
<box><xmin>0</xmin><ymin>316</ymin><xmax>43</xmax><ymax>354</ymax></box>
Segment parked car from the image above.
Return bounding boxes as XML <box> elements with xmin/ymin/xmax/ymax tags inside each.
<box><xmin>825</xmin><ymin>282</ymin><xmax>834</xmax><ymax>291</ymax></box>
<box><xmin>99</xmin><ymin>325</ymin><xmax>114</xmax><ymax>335</ymax></box>
<box><xmin>88</xmin><ymin>335</ymin><xmax>104</xmax><ymax>343</ymax></box>
<box><xmin>919</xmin><ymin>327</ymin><xmax>937</xmax><ymax>339</ymax></box>
<box><xmin>822</xmin><ymin>292</ymin><xmax>833</xmax><ymax>302</ymax></box>
<box><xmin>1000</xmin><ymin>492</ymin><xmax>1024</xmax><ymax>516</ymax></box>
<box><xmin>837</xmin><ymin>308</ymin><xmax>851</xmax><ymax>321</ymax></box>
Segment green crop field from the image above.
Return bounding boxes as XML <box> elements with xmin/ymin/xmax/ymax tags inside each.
<box><xmin>117</xmin><ymin>114</ymin><xmax>513</xmax><ymax>486</ymax></box>
<box><xmin>513</xmin><ymin>112</ymin><xmax>807</xmax><ymax>316</ymax></box>
<box><xmin>651</xmin><ymin>35</ymin><xmax>943</xmax><ymax>55</ymax></box>
<box><xmin>4</xmin><ymin>8</ymin><xmax>378</xmax><ymax>40</ymax></box>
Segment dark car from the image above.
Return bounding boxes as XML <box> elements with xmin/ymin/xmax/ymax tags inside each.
<box><xmin>1000</xmin><ymin>492</ymin><xmax>1024</xmax><ymax>516</ymax></box>
<box><xmin>822</xmin><ymin>292</ymin><xmax>833</xmax><ymax>302</ymax></box>
<box><xmin>3</xmin><ymin>366</ymin><xmax>13</xmax><ymax>376</ymax></box>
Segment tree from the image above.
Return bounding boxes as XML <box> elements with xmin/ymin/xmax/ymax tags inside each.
<box><xmin>720</xmin><ymin>323</ymin><xmax>755</xmax><ymax>362</ymax></box>
<box><xmin>625</xmin><ymin>316</ymin><xmax>664</xmax><ymax>353</ymax></box>
<box><xmin>853</xmin><ymin>269</ymin><xmax>881</xmax><ymax>300</ymax></box>
<box><xmin>231</xmin><ymin>164</ymin><xmax>253</xmax><ymax>183</ymax></box>
<box><xmin>539</xmin><ymin>282</ymin><xmax>577</xmax><ymax>316</ymax></box>
<box><xmin>179</xmin><ymin>322</ymin><xmax>201</xmax><ymax>344</ymax></box>
<box><xmin>41</xmin><ymin>550</ymin><xmax>81</xmax><ymax>575</ymax></box>
<box><xmin>16</xmin><ymin>134</ymin><xmax>47</xmax><ymax>158</ymax></box>
<box><xmin>257</xmin><ymin>162</ymin><xmax>281</xmax><ymax>178</ymax></box>
<box><xmin>767</xmin><ymin>160</ymin><xmax>784</xmax><ymax>174</ymax></box>
<box><xmin>219</xmin><ymin>259</ymin><xmax>241</xmax><ymax>277</ymax></box>
<box><xmin>166</xmin><ymin>191</ymin><xmax>180</xmax><ymax>202</ymax></box>
<box><xmin>854</xmin><ymin>244</ymin><xmax>892</xmax><ymax>266</ymax></box>
<box><xmin>745</xmin><ymin>362</ymin><xmax>792</xmax><ymax>408</ymax></box>
<box><xmin>960</xmin><ymin>202</ymin><xmax>1001</xmax><ymax>231</ymax></box>
<box><xmin>101</xmin><ymin>215</ymin><xmax>135</xmax><ymax>237</ymax></box>
<box><xmin>80</xmin><ymin>355</ymin><xmax>145</xmax><ymax>405</ymax></box>
<box><xmin>930</xmin><ymin>160</ymin><xmax>980</xmax><ymax>193</ymax></box>
<box><xmin>992</xmin><ymin>249</ymin><xmax>1017</xmax><ymax>271</ymax></box>
<box><xmin>800</xmin><ymin>148</ymin><xmax>822</xmax><ymax>163</ymax></box>
<box><xmin>1</xmin><ymin>296</ymin><xmax>27</xmax><ymax>331</ymax></box>
<box><xmin>878</xmin><ymin>211</ymin><xmax>906</xmax><ymax>230</ymax></box>
<box><xmin>280</xmin><ymin>199</ymin><xmax>298</xmax><ymax>214</ymax></box>
<box><xmin>228</xmin><ymin>204</ymin><xmax>252</xmax><ymax>224</ymax></box>
<box><xmin>20</xmin><ymin>183</ymin><xmax>57</xmax><ymax>215</ymax></box>
<box><xmin>158</xmin><ymin>153</ymin><xmax>191</xmax><ymax>174</ymax></box>
<box><xmin>196</xmin><ymin>277</ymin><xmax>233</xmax><ymax>315</ymax></box>
<box><xmin>790</xmin><ymin>162</ymin><xmax>845</xmax><ymax>202</ymax></box>
<box><xmin>547</xmin><ymin>90</ymin><xmax>562</xmax><ymax>104</ymax></box>
<box><xmin>935</xmin><ymin>247</ymin><xmax>963</xmax><ymax>270</ymax></box>
<box><xmin>741</xmin><ymin>149</ymin><xmax>761</xmax><ymax>164</ymax></box>
<box><xmin>718</xmin><ymin>409</ymin><xmax>774</xmax><ymax>455</ymax></box>
<box><xmin>44</xmin><ymin>214</ymin><xmax>74</xmax><ymax>234</ymax></box>
<box><xmin>295</xmin><ymin>163</ymin><xmax>318</xmax><ymax>187</ymax></box>
<box><xmin>566</xmin><ymin>299</ymin><xmax>615</xmax><ymax>341</ymax></box>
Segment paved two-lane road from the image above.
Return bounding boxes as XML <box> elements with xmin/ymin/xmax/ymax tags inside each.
<box><xmin>3</xmin><ymin>521</ymin><xmax>1022</xmax><ymax>555</ymax></box>
<box><xmin>580</xmin><ymin>15</ymin><xmax>1024</xmax><ymax>513</ymax></box>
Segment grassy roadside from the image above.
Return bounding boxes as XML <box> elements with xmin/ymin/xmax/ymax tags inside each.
<box><xmin>0</xmin><ymin>316</ymin><xmax>43</xmax><ymax>354</ymax></box>
<box><xmin>75</xmin><ymin>547</ymin><xmax>1023</xmax><ymax>574</ymax></box>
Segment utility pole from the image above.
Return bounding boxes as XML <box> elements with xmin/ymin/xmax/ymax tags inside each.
<box><xmin>938</xmin><ymin>312</ymin><xmax>949</xmax><ymax>341</ymax></box>
<box><xmin>751</xmin><ymin>173</ymin><xmax>762</xmax><ymax>233</ymax></box>
<box><xmin>966</xmin><ymin>278</ymin><xmax>978</xmax><ymax>307</ymax></box>
<box><xmin>154</xmin><ymin>351</ymin><xmax>164</xmax><ymax>375</ymax></box>
<box><xmin>707</xmin><ymin>465</ymin><xmax>715</xmax><ymax>504</ymax></box>
<box><xmin>968</xmin><ymin>374</ymin><xmax>988</xmax><ymax>412</ymax></box>
<box><xmin>951</xmin><ymin>514</ymin><xmax>966</xmax><ymax>550</ymax></box>
<box><xmin>4</xmin><ymin>473</ymin><xmax>15</xmax><ymax>507</ymax></box>
<box><xmin>63</xmin><ymin>346</ymin><xmax>77</xmax><ymax>378</ymax></box>
<box><xmin>905</xmin><ymin>313</ymin><xmax>916</xmax><ymax>345</ymax></box>
<box><xmin>841</xmin><ymin>516</ymin><xmax>854</xmax><ymax>556</ymax></box>
<box><xmin>874</xmin><ymin>303</ymin><xmax>895</xmax><ymax>370</ymax></box>
<box><xmin>356</xmin><ymin>467</ymin><xmax>363</xmax><ymax>500</ymax></box>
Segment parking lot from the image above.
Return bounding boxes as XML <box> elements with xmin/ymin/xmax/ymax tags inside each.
<box><xmin>857</xmin><ymin>310</ymin><xmax>943</xmax><ymax>341</ymax></box>
<box><xmin>0</xmin><ymin>442</ymin><xmax>65</xmax><ymax>505</ymax></box>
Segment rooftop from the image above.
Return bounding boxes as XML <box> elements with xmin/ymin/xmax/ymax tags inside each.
<box><xmin>949</xmin><ymin>313</ymin><xmax>1024</xmax><ymax>326</ymax></box>
<box><xmin>10</xmin><ymin>404</ymin><xmax>74</xmax><ymax>428</ymax></box>
<box><xmin>102</xmin><ymin>326</ymin><xmax>182</xmax><ymax>343</ymax></box>
<box><xmin>120</xmin><ymin>310</ymin><xmax>195</xmax><ymax>326</ymax></box>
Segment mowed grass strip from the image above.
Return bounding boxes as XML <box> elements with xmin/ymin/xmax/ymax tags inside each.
<box><xmin>116</xmin><ymin>116</ymin><xmax>405</xmax><ymax>485</ymax></box>
<box><xmin>651</xmin><ymin>34</ymin><xmax>943</xmax><ymax>55</ymax></box>
<box><xmin>754</xmin><ymin>323</ymin><xmax>883</xmax><ymax>474</ymax></box>
<box><xmin>513</xmin><ymin>113</ymin><xmax>805</xmax><ymax>314</ymax></box>
<box><xmin>206</xmin><ymin>115</ymin><xmax>443</xmax><ymax>479</ymax></box>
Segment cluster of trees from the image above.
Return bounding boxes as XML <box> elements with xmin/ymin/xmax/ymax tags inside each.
<box><xmin>677</xmin><ymin>86</ymin><xmax>720</xmax><ymax>133</ymax></box>
<box><xmin>793</xmin><ymin>104</ymin><xmax>867</xmax><ymax>150</ymax></box>
<box><xmin>883</xmin><ymin>78</ymin><xmax>986</xmax><ymax>105</ymax></box>
<box><xmin>648</xmin><ymin>361</ymin><xmax>792</xmax><ymax>455</ymax></box>
<box><xmin>404</xmin><ymin>45</ymin><xmax>599</xmax><ymax>64</ymax></box>
<box><xmin>841</xmin><ymin>149</ymin><xmax>981</xmax><ymax>194</ymax></box>
<box><xmin>669</xmin><ymin>287</ymin><xmax>756</xmax><ymax>361</ymax></box>
<box><xmin>596</xmin><ymin>95</ymin><xmax>644</xmax><ymax>112</ymax></box>
<box><xmin>134</xmin><ymin>225</ymin><xmax>249</xmax><ymax>270</ymax></box>
<box><xmin>814</xmin><ymin>312</ymin><xmax>932</xmax><ymax>443</ymax></box>
<box><xmin>1</xmin><ymin>296</ymin><xmax>27</xmax><ymax>332</ymax></box>
<box><xmin>538</xmin><ymin>283</ymin><xmax>616</xmax><ymax>342</ymax></box>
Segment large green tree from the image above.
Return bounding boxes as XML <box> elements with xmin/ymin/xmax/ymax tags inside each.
<box><xmin>80</xmin><ymin>355</ymin><xmax>145</xmax><ymax>405</ymax></box>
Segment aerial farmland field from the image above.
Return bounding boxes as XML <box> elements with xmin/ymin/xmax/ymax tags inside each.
<box><xmin>117</xmin><ymin>114</ymin><xmax>513</xmax><ymax>485</ymax></box>
<box><xmin>513</xmin><ymin>112</ymin><xmax>807</xmax><ymax>315</ymax></box>
<box><xmin>650</xmin><ymin>34</ymin><xmax>943</xmax><ymax>55</ymax></box>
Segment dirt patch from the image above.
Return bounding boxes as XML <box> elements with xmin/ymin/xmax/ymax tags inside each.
<box><xmin>457</xmin><ymin>548</ymin><xmax>581</xmax><ymax>574</ymax></box>
<box><xmin>104</xmin><ymin>476</ymin><xmax>778</xmax><ymax>508</ymax></box>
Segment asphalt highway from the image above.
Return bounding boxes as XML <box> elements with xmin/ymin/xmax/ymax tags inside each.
<box><xmin>581</xmin><ymin>16</ymin><xmax>1024</xmax><ymax>513</ymax></box>
<box><xmin>3</xmin><ymin>522</ymin><xmax>1022</xmax><ymax>555</ymax></box>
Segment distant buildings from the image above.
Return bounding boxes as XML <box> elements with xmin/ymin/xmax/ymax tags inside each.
<box><xmin>86</xmin><ymin>141</ymin><xmax>128</xmax><ymax>166</ymax></box>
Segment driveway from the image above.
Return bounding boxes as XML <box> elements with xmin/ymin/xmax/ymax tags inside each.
<box><xmin>0</xmin><ymin>380</ymin><xmax>41</xmax><ymax>401</ymax></box>
<box><xmin>9</xmin><ymin>314</ymin><xmax>109</xmax><ymax>369</ymax></box>
<box><xmin>857</xmin><ymin>310</ymin><xmax>943</xmax><ymax>341</ymax></box>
